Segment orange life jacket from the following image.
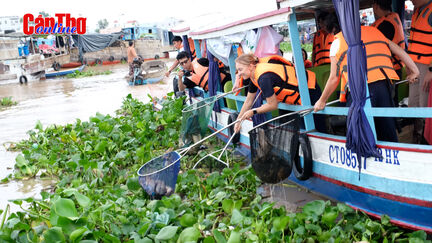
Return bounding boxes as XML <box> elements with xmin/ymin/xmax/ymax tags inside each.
<box><xmin>408</xmin><ymin>1</ymin><xmax>432</xmax><ymax>64</ymax></box>
<box><xmin>372</xmin><ymin>12</ymin><xmax>406</xmax><ymax>70</ymax></box>
<box><xmin>251</xmin><ymin>55</ymin><xmax>316</xmax><ymax>105</ymax></box>
<box><xmin>335</xmin><ymin>26</ymin><xmax>399</xmax><ymax>102</ymax></box>
<box><xmin>188</xmin><ymin>38</ymin><xmax>197</xmax><ymax>60</ymax></box>
<box><xmin>312</xmin><ymin>29</ymin><xmax>334</xmax><ymax>66</ymax></box>
<box><xmin>189</xmin><ymin>59</ymin><xmax>226</xmax><ymax>91</ymax></box>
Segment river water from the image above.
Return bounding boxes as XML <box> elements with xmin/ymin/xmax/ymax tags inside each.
<box><xmin>0</xmin><ymin>63</ymin><xmax>172</xmax><ymax>212</ymax></box>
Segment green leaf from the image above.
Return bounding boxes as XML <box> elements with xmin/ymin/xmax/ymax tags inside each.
<box><xmin>42</xmin><ymin>227</ymin><xmax>65</xmax><ymax>243</ymax></box>
<box><xmin>15</xmin><ymin>154</ymin><xmax>29</xmax><ymax>167</ymax></box>
<box><xmin>74</xmin><ymin>192</ymin><xmax>91</xmax><ymax>208</ymax></box>
<box><xmin>222</xmin><ymin>199</ymin><xmax>234</xmax><ymax>214</ymax></box>
<box><xmin>69</xmin><ymin>227</ymin><xmax>88</xmax><ymax>242</ymax></box>
<box><xmin>177</xmin><ymin>227</ymin><xmax>201</xmax><ymax>243</ymax></box>
<box><xmin>272</xmin><ymin>216</ymin><xmax>290</xmax><ymax>231</ymax></box>
<box><xmin>213</xmin><ymin>229</ymin><xmax>227</xmax><ymax>243</ymax></box>
<box><xmin>180</xmin><ymin>213</ymin><xmax>197</xmax><ymax>227</ymax></box>
<box><xmin>303</xmin><ymin>200</ymin><xmax>325</xmax><ymax>216</ymax></box>
<box><xmin>53</xmin><ymin>198</ymin><xmax>79</xmax><ymax>220</ymax></box>
<box><xmin>230</xmin><ymin>209</ymin><xmax>244</xmax><ymax>225</ymax></box>
<box><xmin>408</xmin><ymin>231</ymin><xmax>427</xmax><ymax>241</ymax></box>
<box><xmin>94</xmin><ymin>140</ymin><xmax>107</xmax><ymax>153</ymax></box>
<box><xmin>35</xmin><ymin>120</ymin><xmax>43</xmax><ymax>130</ymax></box>
<box><xmin>127</xmin><ymin>177</ymin><xmax>141</xmax><ymax>191</ymax></box>
<box><xmin>155</xmin><ymin>225</ymin><xmax>179</xmax><ymax>240</ymax></box>
<box><xmin>227</xmin><ymin>231</ymin><xmax>241</xmax><ymax>243</ymax></box>
<box><xmin>322</xmin><ymin>209</ymin><xmax>338</xmax><ymax>227</ymax></box>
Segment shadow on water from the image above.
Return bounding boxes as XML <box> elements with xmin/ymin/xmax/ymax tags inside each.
<box><xmin>0</xmin><ymin>62</ymin><xmax>173</xmax><ymax>213</ymax></box>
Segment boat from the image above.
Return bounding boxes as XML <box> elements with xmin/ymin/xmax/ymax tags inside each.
<box><xmin>128</xmin><ymin>60</ymin><xmax>166</xmax><ymax>85</ymax></box>
<box><xmin>173</xmin><ymin>0</ymin><xmax>432</xmax><ymax>233</ymax></box>
<box><xmin>45</xmin><ymin>65</ymin><xmax>85</xmax><ymax>78</ymax></box>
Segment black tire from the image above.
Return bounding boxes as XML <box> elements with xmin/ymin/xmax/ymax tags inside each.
<box><xmin>154</xmin><ymin>54</ymin><xmax>160</xmax><ymax>60</ymax></box>
<box><xmin>81</xmin><ymin>59</ymin><xmax>88</xmax><ymax>65</ymax></box>
<box><xmin>292</xmin><ymin>133</ymin><xmax>313</xmax><ymax>181</ymax></box>
<box><xmin>52</xmin><ymin>62</ymin><xmax>61</xmax><ymax>71</ymax></box>
<box><xmin>108</xmin><ymin>56</ymin><xmax>115</xmax><ymax>62</ymax></box>
<box><xmin>95</xmin><ymin>59</ymin><xmax>102</xmax><ymax>65</ymax></box>
<box><xmin>227</xmin><ymin>112</ymin><xmax>240</xmax><ymax>144</ymax></box>
<box><xmin>120</xmin><ymin>57</ymin><xmax>127</xmax><ymax>63</ymax></box>
<box><xmin>138</xmin><ymin>55</ymin><xmax>143</xmax><ymax>61</ymax></box>
<box><xmin>19</xmin><ymin>75</ymin><xmax>28</xmax><ymax>84</ymax></box>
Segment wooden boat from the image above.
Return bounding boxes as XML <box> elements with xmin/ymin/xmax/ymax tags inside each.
<box><xmin>176</xmin><ymin>0</ymin><xmax>432</xmax><ymax>233</ymax></box>
<box><xmin>45</xmin><ymin>65</ymin><xmax>85</xmax><ymax>78</ymax></box>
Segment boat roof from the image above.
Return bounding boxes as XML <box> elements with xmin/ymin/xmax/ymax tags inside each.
<box><xmin>188</xmin><ymin>0</ymin><xmax>374</xmax><ymax>40</ymax></box>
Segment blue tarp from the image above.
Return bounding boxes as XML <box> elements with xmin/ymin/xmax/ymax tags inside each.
<box><xmin>333</xmin><ymin>0</ymin><xmax>382</xmax><ymax>178</ymax></box>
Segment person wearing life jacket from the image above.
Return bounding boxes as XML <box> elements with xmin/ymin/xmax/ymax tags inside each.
<box><xmin>312</xmin><ymin>11</ymin><xmax>334</xmax><ymax>67</ymax></box>
<box><xmin>407</xmin><ymin>0</ymin><xmax>432</xmax><ymax>144</ymax></box>
<box><xmin>234</xmin><ymin>53</ymin><xmax>326</xmax><ymax>133</ymax></box>
<box><xmin>176</xmin><ymin>51</ymin><xmax>229</xmax><ymax>92</ymax></box>
<box><xmin>372</xmin><ymin>0</ymin><xmax>406</xmax><ymax>79</ymax></box>
<box><xmin>314</xmin><ymin>13</ymin><xmax>419</xmax><ymax>143</ymax></box>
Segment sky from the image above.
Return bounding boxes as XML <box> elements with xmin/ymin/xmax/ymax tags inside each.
<box><xmin>2</xmin><ymin>0</ymin><xmax>276</xmax><ymax>32</ymax></box>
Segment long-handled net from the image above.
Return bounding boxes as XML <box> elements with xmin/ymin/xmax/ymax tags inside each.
<box><xmin>180</xmin><ymin>87</ymin><xmax>246</xmax><ymax>146</ymax></box>
<box><xmin>249</xmin><ymin>100</ymin><xmax>339</xmax><ymax>184</ymax></box>
<box><xmin>138</xmin><ymin>119</ymin><xmax>241</xmax><ymax>198</ymax></box>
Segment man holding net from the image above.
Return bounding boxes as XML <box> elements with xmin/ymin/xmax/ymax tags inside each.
<box><xmin>233</xmin><ymin>54</ymin><xmax>325</xmax><ymax>133</ymax></box>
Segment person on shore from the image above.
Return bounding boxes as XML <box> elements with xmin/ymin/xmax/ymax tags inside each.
<box><xmin>176</xmin><ymin>51</ymin><xmax>229</xmax><ymax>92</ymax></box>
<box><xmin>165</xmin><ymin>36</ymin><xmax>184</xmax><ymax>77</ymax></box>
<box><xmin>127</xmin><ymin>41</ymin><xmax>138</xmax><ymax>76</ymax></box>
<box><xmin>313</xmin><ymin>13</ymin><xmax>419</xmax><ymax>143</ymax></box>
<box><xmin>233</xmin><ymin>54</ymin><xmax>326</xmax><ymax>133</ymax></box>
<box><xmin>407</xmin><ymin>0</ymin><xmax>432</xmax><ymax>144</ymax></box>
<box><xmin>312</xmin><ymin>11</ymin><xmax>334</xmax><ymax>67</ymax></box>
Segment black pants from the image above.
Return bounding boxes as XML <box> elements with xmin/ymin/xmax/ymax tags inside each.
<box><xmin>346</xmin><ymin>79</ymin><xmax>398</xmax><ymax>143</ymax></box>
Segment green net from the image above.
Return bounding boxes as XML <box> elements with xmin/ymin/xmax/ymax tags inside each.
<box><xmin>181</xmin><ymin>96</ymin><xmax>219</xmax><ymax>146</ymax></box>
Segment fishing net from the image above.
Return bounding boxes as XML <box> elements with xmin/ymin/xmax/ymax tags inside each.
<box><xmin>181</xmin><ymin>96</ymin><xmax>219</xmax><ymax>146</ymax></box>
<box><xmin>137</xmin><ymin>151</ymin><xmax>181</xmax><ymax>199</ymax></box>
<box><xmin>249</xmin><ymin>113</ymin><xmax>301</xmax><ymax>184</ymax></box>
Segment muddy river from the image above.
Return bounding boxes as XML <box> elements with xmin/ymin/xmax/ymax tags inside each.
<box><xmin>0</xmin><ymin>63</ymin><xmax>173</xmax><ymax>212</ymax></box>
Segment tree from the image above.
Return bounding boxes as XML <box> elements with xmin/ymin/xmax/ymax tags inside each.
<box><xmin>97</xmin><ymin>19</ymin><xmax>109</xmax><ymax>30</ymax></box>
<box><xmin>39</xmin><ymin>11</ymin><xmax>49</xmax><ymax>18</ymax></box>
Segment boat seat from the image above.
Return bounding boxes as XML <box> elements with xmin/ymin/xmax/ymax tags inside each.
<box><xmin>223</xmin><ymin>81</ymin><xmax>237</xmax><ymax>110</ymax></box>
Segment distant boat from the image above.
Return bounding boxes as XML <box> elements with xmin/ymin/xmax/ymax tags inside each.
<box><xmin>45</xmin><ymin>65</ymin><xmax>85</xmax><ymax>78</ymax></box>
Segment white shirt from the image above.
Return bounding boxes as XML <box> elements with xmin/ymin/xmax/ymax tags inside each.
<box><xmin>329</xmin><ymin>38</ymin><xmax>340</xmax><ymax>57</ymax></box>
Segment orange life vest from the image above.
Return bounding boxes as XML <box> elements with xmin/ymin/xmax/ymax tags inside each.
<box><xmin>188</xmin><ymin>38</ymin><xmax>197</xmax><ymax>60</ymax></box>
<box><xmin>335</xmin><ymin>26</ymin><xmax>399</xmax><ymax>102</ymax></box>
<box><xmin>312</xmin><ymin>29</ymin><xmax>334</xmax><ymax>66</ymax></box>
<box><xmin>251</xmin><ymin>55</ymin><xmax>316</xmax><ymax>105</ymax></box>
<box><xmin>408</xmin><ymin>1</ymin><xmax>432</xmax><ymax>64</ymax></box>
<box><xmin>372</xmin><ymin>12</ymin><xmax>406</xmax><ymax>70</ymax></box>
<box><xmin>189</xmin><ymin>59</ymin><xmax>226</xmax><ymax>91</ymax></box>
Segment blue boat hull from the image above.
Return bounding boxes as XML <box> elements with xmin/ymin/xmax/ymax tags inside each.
<box><xmin>46</xmin><ymin>65</ymin><xmax>85</xmax><ymax>78</ymax></box>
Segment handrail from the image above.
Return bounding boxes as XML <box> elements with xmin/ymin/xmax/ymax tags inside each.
<box><xmin>220</xmin><ymin>92</ymin><xmax>432</xmax><ymax>118</ymax></box>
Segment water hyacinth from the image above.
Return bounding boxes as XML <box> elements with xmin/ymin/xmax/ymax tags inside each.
<box><xmin>0</xmin><ymin>94</ymin><xmax>428</xmax><ymax>242</ymax></box>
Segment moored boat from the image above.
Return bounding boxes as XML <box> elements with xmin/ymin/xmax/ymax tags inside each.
<box><xmin>173</xmin><ymin>0</ymin><xmax>432</xmax><ymax>233</ymax></box>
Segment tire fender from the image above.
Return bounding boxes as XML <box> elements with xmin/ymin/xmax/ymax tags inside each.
<box><xmin>19</xmin><ymin>75</ymin><xmax>28</xmax><ymax>84</ymax></box>
<box><xmin>95</xmin><ymin>59</ymin><xmax>102</xmax><ymax>65</ymax></box>
<box><xmin>52</xmin><ymin>62</ymin><xmax>61</xmax><ymax>71</ymax></box>
<box><xmin>227</xmin><ymin>112</ymin><xmax>240</xmax><ymax>144</ymax></box>
<box><xmin>154</xmin><ymin>54</ymin><xmax>160</xmax><ymax>59</ymax></box>
<box><xmin>108</xmin><ymin>56</ymin><xmax>114</xmax><ymax>62</ymax></box>
<box><xmin>120</xmin><ymin>57</ymin><xmax>127</xmax><ymax>63</ymax></box>
<box><xmin>292</xmin><ymin>133</ymin><xmax>313</xmax><ymax>180</ymax></box>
